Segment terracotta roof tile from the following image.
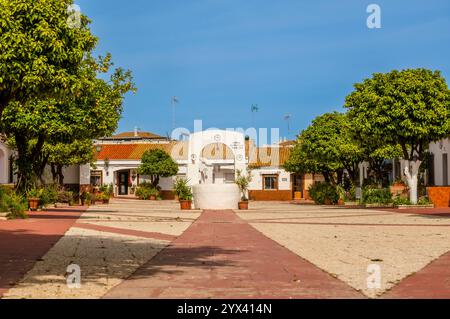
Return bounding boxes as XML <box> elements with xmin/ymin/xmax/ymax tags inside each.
<box><xmin>95</xmin><ymin>144</ymin><xmax>135</xmax><ymax>160</ymax></box>
<box><xmin>94</xmin><ymin>141</ymin><xmax>290</xmax><ymax>167</ymax></box>
<box><xmin>248</xmin><ymin>146</ymin><xmax>291</xmax><ymax>168</ymax></box>
<box><xmin>95</xmin><ymin>142</ymin><xmax>188</xmax><ymax>161</ymax></box>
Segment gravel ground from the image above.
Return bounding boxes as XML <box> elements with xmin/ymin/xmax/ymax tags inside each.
<box><xmin>238</xmin><ymin>202</ymin><xmax>450</xmax><ymax>298</ymax></box>
<box><xmin>3</xmin><ymin>199</ymin><xmax>200</xmax><ymax>299</ymax></box>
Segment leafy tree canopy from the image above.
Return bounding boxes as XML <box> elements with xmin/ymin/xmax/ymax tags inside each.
<box><xmin>0</xmin><ymin>0</ymin><xmax>97</xmax><ymax>115</ymax></box>
<box><xmin>0</xmin><ymin>0</ymin><xmax>136</xmax><ymax>191</ymax></box>
<box><xmin>345</xmin><ymin>68</ymin><xmax>450</xmax><ymax>161</ymax></box>
<box><xmin>284</xmin><ymin>112</ymin><xmax>363</xmax><ymax>184</ymax></box>
<box><xmin>345</xmin><ymin>68</ymin><xmax>450</xmax><ymax>203</ymax></box>
<box><xmin>138</xmin><ymin>149</ymin><xmax>179</xmax><ymax>188</ymax></box>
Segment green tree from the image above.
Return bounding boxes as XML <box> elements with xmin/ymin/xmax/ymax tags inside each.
<box><xmin>0</xmin><ymin>0</ymin><xmax>96</xmax><ymax>117</ymax></box>
<box><xmin>0</xmin><ymin>0</ymin><xmax>136</xmax><ymax>191</ymax></box>
<box><xmin>284</xmin><ymin>112</ymin><xmax>363</xmax><ymax>185</ymax></box>
<box><xmin>359</xmin><ymin>143</ymin><xmax>402</xmax><ymax>187</ymax></box>
<box><xmin>138</xmin><ymin>149</ymin><xmax>179</xmax><ymax>188</ymax></box>
<box><xmin>45</xmin><ymin>139</ymin><xmax>94</xmax><ymax>185</ymax></box>
<box><xmin>345</xmin><ymin>69</ymin><xmax>450</xmax><ymax>204</ymax></box>
<box><xmin>2</xmin><ymin>54</ymin><xmax>135</xmax><ymax>191</ymax></box>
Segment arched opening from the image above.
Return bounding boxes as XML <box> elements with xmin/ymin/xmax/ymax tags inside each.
<box><xmin>199</xmin><ymin>143</ymin><xmax>236</xmax><ymax>184</ymax></box>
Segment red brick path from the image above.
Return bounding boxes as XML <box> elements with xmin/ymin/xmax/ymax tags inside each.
<box><xmin>73</xmin><ymin>222</ymin><xmax>177</xmax><ymax>241</ymax></box>
<box><xmin>383</xmin><ymin>251</ymin><xmax>450</xmax><ymax>299</ymax></box>
<box><xmin>104</xmin><ymin>210</ymin><xmax>363</xmax><ymax>299</ymax></box>
<box><xmin>382</xmin><ymin>207</ymin><xmax>450</xmax><ymax>216</ymax></box>
<box><xmin>0</xmin><ymin>207</ymin><xmax>84</xmax><ymax>297</ymax></box>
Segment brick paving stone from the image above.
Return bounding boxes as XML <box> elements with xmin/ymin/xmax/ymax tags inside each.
<box><xmin>0</xmin><ymin>207</ymin><xmax>84</xmax><ymax>297</ymax></box>
<box><xmin>382</xmin><ymin>251</ymin><xmax>450</xmax><ymax>299</ymax></box>
<box><xmin>104</xmin><ymin>210</ymin><xmax>363</xmax><ymax>299</ymax></box>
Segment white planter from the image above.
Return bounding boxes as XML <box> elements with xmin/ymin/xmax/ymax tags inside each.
<box><xmin>192</xmin><ymin>184</ymin><xmax>240</xmax><ymax>210</ymax></box>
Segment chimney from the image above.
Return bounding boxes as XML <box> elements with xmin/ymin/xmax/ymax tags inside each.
<box><xmin>134</xmin><ymin>126</ymin><xmax>138</xmax><ymax>137</ymax></box>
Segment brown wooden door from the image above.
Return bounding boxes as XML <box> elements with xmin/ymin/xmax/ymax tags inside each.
<box><xmin>292</xmin><ymin>174</ymin><xmax>303</xmax><ymax>199</ymax></box>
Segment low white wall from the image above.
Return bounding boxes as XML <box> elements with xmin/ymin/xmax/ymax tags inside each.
<box><xmin>193</xmin><ymin>184</ymin><xmax>240</xmax><ymax>209</ymax></box>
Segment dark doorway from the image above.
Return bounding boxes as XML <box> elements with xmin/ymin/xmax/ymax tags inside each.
<box><xmin>292</xmin><ymin>174</ymin><xmax>303</xmax><ymax>200</ymax></box>
<box><xmin>118</xmin><ymin>171</ymin><xmax>129</xmax><ymax>195</ymax></box>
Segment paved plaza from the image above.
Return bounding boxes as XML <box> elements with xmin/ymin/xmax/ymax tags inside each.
<box><xmin>0</xmin><ymin>199</ymin><xmax>449</xmax><ymax>299</ymax></box>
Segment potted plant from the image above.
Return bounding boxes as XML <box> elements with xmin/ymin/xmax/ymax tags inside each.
<box><xmin>174</xmin><ymin>178</ymin><xmax>193</xmax><ymax>210</ymax></box>
<box><xmin>148</xmin><ymin>187</ymin><xmax>159</xmax><ymax>200</ymax></box>
<box><xmin>84</xmin><ymin>192</ymin><xmax>92</xmax><ymax>206</ymax></box>
<box><xmin>99</xmin><ymin>193</ymin><xmax>110</xmax><ymax>204</ymax></box>
<box><xmin>27</xmin><ymin>188</ymin><xmax>40</xmax><ymax>211</ymax></box>
<box><xmin>336</xmin><ymin>185</ymin><xmax>346</xmax><ymax>206</ymax></box>
<box><xmin>235</xmin><ymin>169</ymin><xmax>252</xmax><ymax>210</ymax></box>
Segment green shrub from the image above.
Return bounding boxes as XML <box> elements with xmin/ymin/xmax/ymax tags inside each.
<box><xmin>0</xmin><ymin>187</ymin><xmax>8</xmax><ymax>212</ymax></box>
<box><xmin>393</xmin><ymin>196</ymin><xmax>411</xmax><ymax>206</ymax></box>
<box><xmin>38</xmin><ymin>185</ymin><xmax>59</xmax><ymax>207</ymax></box>
<box><xmin>418</xmin><ymin>197</ymin><xmax>432</xmax><ymax>205</ymax></box>
<box><xmin>308</xmin><ymin>182</ymin><xmax>339</xmax><ymax>205</ymax></box>
<box><xmin>4</xmin><ymin>193</ymin><xmax>28</xmax><ymax>219</ymax></box>
<box><xmin>173</xmin><ymin>178</ymin><xmax>193</xmax><ymax>201</ymax></box>
<box><xmin>58</xmin><ymin>191</ymin><xmax>74</xmax><ymax>204</ymax></box>
<box><xmin>135</xmin><ymin>182</ymin><xmax>159</xmax><ymax>200</ymax></box>
<box><xmin>98</xmin><ymin>193</ymin><xmax>110</xmax><ymax>202</ymax></box>
<box><xmin>362</xmin><ymin>187</ymin><xmax>392</xmax><ymax>204</ymax></box>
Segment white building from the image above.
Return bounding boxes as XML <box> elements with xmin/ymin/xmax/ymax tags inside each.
<box><xmin>0</xmin><ymin>140</ymin><xmax>13</xmax><ymax>185</ymax></box>
<box><xmin>88</xmin><ymin>129</ymin><xmax>319</xmax><ymax>200</ymax></box>
<box><xmin>429</xmin><ymin>138</ymin><xmax>450</xmax><ymax>186</ymax></box>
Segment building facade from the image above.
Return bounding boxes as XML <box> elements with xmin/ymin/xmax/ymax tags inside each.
<box><xmin>89</xmin><ymin>129</ymin><xmax>321</xmax><ymax>201</ymax></box>
<box><xmin>2</xmin><ymin>132</ymin><xmax>448</xmax><ymax>204</ymax></box>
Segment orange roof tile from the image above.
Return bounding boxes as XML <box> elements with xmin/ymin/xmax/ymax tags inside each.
<box><xmin>95</xmin><ymin>142</ymin><xmax>188</xmax><ymax>161</ymax></box>
<box><xmin>248</xmin><ymin>146</ymin><xmax>291</xmax><ymax>168</ymax></box>
<box><xmin>94</xmin><ymin>142</ymin><xmax>291</xmax><ymax>168</ymax></box>
<box><xmin>95</xmin><ymin>144</ymin><xmax>135</xmax><ymax>160</ymax></box>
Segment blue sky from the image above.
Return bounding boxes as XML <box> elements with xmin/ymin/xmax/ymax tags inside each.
<box><xmin>77</xmin><ymin>0</ymin><xmax>450</xmax><ymax>140</ymax></box>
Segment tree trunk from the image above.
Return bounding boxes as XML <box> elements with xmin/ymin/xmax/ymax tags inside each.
<box><xmin>152</xmin><ymin>175</ymin><xmax>160</xmax><ymax>189</ymax></box>
<box><xmin>51</xmin><ymin>164</ymin><xmax>58</xmax><ymax>184</ymax></box>
<box><xmin>337</xmin><ymin>169</ymin><xmax>344</xmax><ymax>185</ymax></box>
<box><xmin>403</xmin><ymin>159</ymin><xmax>422</xmax><ymax>204</ymax></box>
<box><xmin>57</xmin><ymin>164</ymin><xmax>64</xmax><ymax>186</ymax></box>
<box><xmin>322</xmin><ymin>172</ymin><xmax>331</xmax><ymax>183</ymax></box>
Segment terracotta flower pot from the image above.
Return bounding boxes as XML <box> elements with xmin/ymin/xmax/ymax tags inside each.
<box><xmin>28</xmin><ymin>198</ymin><xmax>39</xmax><ymax>211</ymax></box>
<box><xmin>179</xmin><ymin>200</ymin><xmax>192</xmax><ymax>210</ymax></box>
<box><xmin>149</xmin><ymin>195</ymin><xmax>156</xmax><ymax>201</ymax></box>
<box><xmin>238</xmin><ymin>201</ymin><xmax>249</xmax><ymax>210</ymax></box>
<box><xmin>338</xmin><ymin>199</ymin><xmax>345</xmax><ymax>206</ymax></box>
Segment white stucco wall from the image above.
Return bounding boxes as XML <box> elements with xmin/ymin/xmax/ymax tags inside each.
<box><xmin>249</xmin><ymin>168</ymin><xmax>291</xmax><ymax>190</ymax></box>
<box><xmin>187</xmin><ymin>130</ymin><xmax>246</xmax><ymax>187</ymax></box>
<box><xmin>79</xmin><ymin>164</ymin><xmax>91</xmax><ymax>185</ymax></box>
<box><xmin>429</xmin><ymin>138</ymin><xmax>450</xmax><ymax>186</ymax></box>
<box><xmin>41</xmin><ymin>165</ymin><xmax>80</xmax><ymax>184</ymax></box>
<box><xmin>0</xmin><ymin>142</ymin><xmax>10</xmax><ymax>184</ymax></box>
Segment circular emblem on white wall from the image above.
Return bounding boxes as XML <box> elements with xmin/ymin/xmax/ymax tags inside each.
<box><xmin>237</xmin><ymin>154</ymin><xmax>243</xmax><ymax>161</ymax></box>
<box><xmin>214</xmin><ymin>134</ymin><xmax>221</xmax><ymax>142</ymax></box>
